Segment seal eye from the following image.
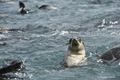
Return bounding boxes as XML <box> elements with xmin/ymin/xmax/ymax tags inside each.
<box><xmin>77</xmin><ymin>38</ymin><xmax>81</xmax><ymax>42</ymax></box>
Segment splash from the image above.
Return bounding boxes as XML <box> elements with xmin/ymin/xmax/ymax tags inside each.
<box><xmin>59</xmin><ymin>31</ymin><xmax>69</xmax><ymax>36</ymax></box>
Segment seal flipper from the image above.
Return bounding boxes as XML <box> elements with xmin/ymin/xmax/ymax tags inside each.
<box><xmin>19</xmin><ymin>1</ymin><xmax>25</xmax><ymax>8</ymax></box>
<box><xmin>19</xmin><ymin>1</ymin><xmax>30</xmax><ymax>14</ymax></box>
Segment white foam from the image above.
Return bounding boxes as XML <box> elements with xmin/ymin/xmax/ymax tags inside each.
<box><xmin>0</xmin><ymin>34</ymin><xmax>6</xmax><ymax>39</ymax></box>
<box><xmin>51</xmin><ymin>30</ymin><xmax>59</xmax><ymax>36</ymax></box>
<box><xmin>7</xmin><ymin>1</ymin><xmax>16</xmax><ymax>4</ymax></box>
<box><xmin>28</xmin><ymin>74</ymin><xmax>33</xmax><ymax>79</ymax></box>
<box><xmin>59</xmin><ymin>31</ymin><xmax>69</xmax><ymax>35</ymax></box>
<box><xmin>97</xmin><ymin>59</ymin><xmax>103</xmax><ymax>63</ymax></box>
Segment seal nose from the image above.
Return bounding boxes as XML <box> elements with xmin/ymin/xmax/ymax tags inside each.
<box><xmin>73</xmin><ymin>39</ymin><xmax>76</xmax><ymax>42</ymax></box>
<box><xmin>72</xmin><ymin>39</ymin><xmax>78</xmax><ymax>46</ymax></box>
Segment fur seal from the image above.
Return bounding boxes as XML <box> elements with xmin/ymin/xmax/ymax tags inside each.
<box><xmin>0</xmin><ymin>27</ymin><xmax>24</xmax><ymax>32</ymax></box>
<box><xmin>36</xmin><ymin>5</ymin><xmax>58</xmax><ymax>10</ymax></box>
<box><xmin>0</xmin><ymin>60</ymin><xmax>24</xmax><ymax>74</ymax></box>
<box><xmin>64</xmin><ymin>38</ymin><xmax>87</xmax><ymax>67</ymax></box>
<box><xmin>0</xmin><ymin>60</ymin><xmax>24</xmax><ymax>79</ymax></box>
<box><xmin>97</xmin><ymin>45</ymin><xmax>120</xmax><ymax>64</ymax></box>
<box><xmin>18</xmin><ymin>1</ymin><xmax>30</xmax><ymax>14</ymax></box>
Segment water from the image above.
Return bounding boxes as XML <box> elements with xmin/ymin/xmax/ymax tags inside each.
<box><xmin>0</xmin><ymin>0</ymin><xmax>120</xmax><ymax>80</ymax></box>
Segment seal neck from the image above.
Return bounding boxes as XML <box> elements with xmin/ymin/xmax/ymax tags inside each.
<box><xmin>68</xmin><ymin>46</ymin><xmax>84</xmax><ymax>53</ymax></box>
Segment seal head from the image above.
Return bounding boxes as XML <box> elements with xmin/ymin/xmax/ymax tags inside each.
<box><xmin>65</xmin><ymin>38</ymin><xmax>87</xmax><ymax>67</ymax></box>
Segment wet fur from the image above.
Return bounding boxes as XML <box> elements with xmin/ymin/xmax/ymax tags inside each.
<box><xmin>65</xmin><ymin>38</ymin><xmax>87</xmax><ymax>67</ymax></box>
<box><xmin>18</xmin><ymin>1</ymin><xmax>30</xmax><ymax>14</ymax></box>
<box><xmin>97</xmin><ymin>45</ymin><xmax>120</xmax><ymax>65</ymax></box>
<box><xmin>37</xmin><ymin>5</ymin><xmax>58</xmax><ymax>10</ymax></box>
<box><xmin>99</xmin><ymin>45</ymin><xmax>120</xmax><ymax>61</ymax></box>
<box><xmin>0</xmin><ymin>60</ymin><xmax>24</xmax><ymax>79</ymax></box>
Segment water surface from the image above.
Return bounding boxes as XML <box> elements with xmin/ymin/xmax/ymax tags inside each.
<box><xmin>0</xmin><ymin>0</ymin><xmax>120</xmax><ymax>80</ymax></box>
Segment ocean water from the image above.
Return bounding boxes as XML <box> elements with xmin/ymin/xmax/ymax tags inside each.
<box><xmin>0</xmin><ymin>0</ymin><xmax>120</xmax><ymax>80</ymax></box>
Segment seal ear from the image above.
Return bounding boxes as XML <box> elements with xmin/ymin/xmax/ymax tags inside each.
<box><xmin>19</xmin><ymin>1</ymin><xmax>25</xmax><ymax>8</ymax></box>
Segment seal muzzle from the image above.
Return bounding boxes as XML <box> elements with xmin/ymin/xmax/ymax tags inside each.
<box><xmin>72</xmin><ymin>39</ymin><xmax>79</xmax><ymax>47</ymax></box>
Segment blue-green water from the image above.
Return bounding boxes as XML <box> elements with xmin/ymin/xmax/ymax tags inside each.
<box><xmin>0</xmin><ymin>0</ymin><xmax>120</xmax><ymax>80</ymax></box>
